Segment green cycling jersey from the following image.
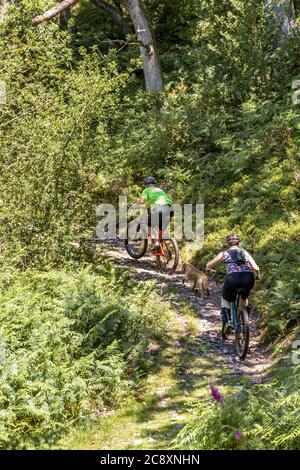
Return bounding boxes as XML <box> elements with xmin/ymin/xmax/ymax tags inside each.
<box><xmin>141</xmin><ymin>186</ymin><xmax>173</xmax><ymax>207</ymax></box>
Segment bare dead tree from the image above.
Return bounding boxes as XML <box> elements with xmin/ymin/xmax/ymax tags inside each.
<box><xmin>31</xmin><ymin>0</ymin><xmax>164</xmax><ymax>92</ymax></box>
<box><xmin>0</xmin><ymin>0</ymin><xmax>10</xmax><ymax>23</ymax></box>
<box><xmin>32</xmin><ymin>0</ymin><xmax>79</xmax><ymax>25</ymax></box>
<box><xmin>123</xmin><ymin>0</ymin><xmax>163</xmax><ymax>91</ymax></box>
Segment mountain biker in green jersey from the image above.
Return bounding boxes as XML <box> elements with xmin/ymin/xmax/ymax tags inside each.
<box><xmin>135</xmin><ymin>176</ymin><xmax>174</xmax><ymax>251</ymax></box>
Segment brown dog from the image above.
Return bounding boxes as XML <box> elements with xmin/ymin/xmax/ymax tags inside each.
<box><xmin>181</xmin><ymin>263</ymin><xmax>209</xmax><ymax>298</ymax></box>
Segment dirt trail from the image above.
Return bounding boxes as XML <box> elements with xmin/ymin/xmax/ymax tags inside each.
<box><xmin>106</xmin><ymin>239</ymin><xmax>272</xmax><ymax>384</ymax></box>
<box><xmin>59</xmin><ymin>240</ymin><xmax>273</xmax><ymax>450</ymax></box>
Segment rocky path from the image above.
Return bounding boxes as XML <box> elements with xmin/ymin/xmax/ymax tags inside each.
<box><xmin>106</xmin><ymin>239</ymin><xmax>272</xmax><ymax>385</ymax></box>
<box><xmin>59</xmin><ymin>240</ymin><xmax>273</xmax><ymax>450</ymax></box>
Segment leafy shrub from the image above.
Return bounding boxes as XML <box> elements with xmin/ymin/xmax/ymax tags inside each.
<box><xmin>176</xmin><ymin>365</ymin><xmax>300</xmax><ymax>450</ymax></box>
<box><xmin>0</xmin><ymin>265</ymin><xmax>173</xmax><ymax>449</ymax></box>
<box><xmin>1</xmin><ymin>1</ymin><xmax>299</xmax><ymax>341</ymax></box>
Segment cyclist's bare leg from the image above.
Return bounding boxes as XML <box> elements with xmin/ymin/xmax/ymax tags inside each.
<box><xmin>149</xmin><ymin>227</ymin><xmax>160</xmax><ymax>251</ymax></box>
<box><xmin>148</xmin><ymin>222</ymin><xmax>158</xmax><ymax>240</ymax></box>
<box><xmin>220</xmin><ymin>296</ymin><xmax>231</xmax><ymax>327</ymax></box>
<box><xmin>221</xmin><ymin>297</ymin><xmax>231</xmax><ymax>309</ymax></box>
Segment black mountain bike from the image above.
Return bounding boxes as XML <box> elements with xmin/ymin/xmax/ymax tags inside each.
<box><xmin>209</xmin><ymin>268</ymin><xmax>256</xmax><ymax>360</ymax></box>
<box><xmin>222</xmin><ymin>288</ymin><xmax>250</xmax><ymax>360</ymax></box>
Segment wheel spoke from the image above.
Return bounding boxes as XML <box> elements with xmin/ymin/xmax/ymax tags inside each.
<box><xmin>125</xmin><ymin>237</ymin><xmax>148</xmax><ymax>259</ymax></box>
<box><xmin>235</xmin><ymin>309</ymin><xmax>249</xmax><ymax>359</ymax></box>
<box><xmin>156</xmin><ymin>238</ymin><xmax>179</xmax><ymax>274</ymax></box>
<box><xmin>161</xmin><ymin>242</ymin><xmax>174</xmax><ymax>267</ymax></box>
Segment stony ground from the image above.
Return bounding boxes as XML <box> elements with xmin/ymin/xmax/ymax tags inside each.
<box><xmin>58</xmin><ymin>240</ymin><xmax>273</xmax><ymax>450</ymax></box>
<box><xmin>107</xmin><ymin>239</ymin><xmax>272</xmax><ymax>384</ymax></box>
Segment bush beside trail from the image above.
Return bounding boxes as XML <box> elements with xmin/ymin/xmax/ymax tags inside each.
<box><xmin>0</xmin><ymin>264</ymin><xmax>174</xmax><ymax>449</ymax></box>
<box><xmin>176</xmin><ymin>362</ymin><xmax>300</xmax><ymax>450</ymax></box>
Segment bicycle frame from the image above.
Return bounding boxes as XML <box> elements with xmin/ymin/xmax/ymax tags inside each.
<box><xmin>125</xmin><ymin>230</ymin><xmax>179</xmax><ymax>275</ymax></box>
<box><xmin>152</xmin><ymin>230</ymin><xmax>166</xmax><ymax>257</ymax></box>
<box><xmin>230</xmin><ymin>293</ymin><xmax>240</xmax><ymax>333</ymax></box>
<box><xmin>130</xmin><ymin>208</ymin><xmax>171</xmax><ymax>258</ymax></box>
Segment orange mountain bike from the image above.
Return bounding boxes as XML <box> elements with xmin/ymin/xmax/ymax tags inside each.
<box><xmin>125</xmin><ymin>228</ymin><xmax>179</xmax><ymax>274</ymax></box>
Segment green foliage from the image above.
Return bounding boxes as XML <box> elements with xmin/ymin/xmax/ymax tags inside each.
<box><xmin>175</xmin><ymin>364</ymin><xmax>300</xmax><ymax>450</ymax></box>
<box><xmin>0</xmin><ymin>265</ymin><xmax>173</xmax><ymax>448</ymax></box>
<box><xmin>1</xmin><ymin>0</ymin><xmax>299</xmax><ymax>334</ymax></box>
<box><xmin>0</xmin><ymin>1</ymin><xmax>133</xmax><ymax>267</ymax></box>
<box><xmin>106</xmin><ymin>0</ymin><xmax>300</xmax><ymax>340</ymax></box>
<box><xmin>1</xmin><ymin>0</ymin><xmax>300</xmax><ymax>449</ymax></box>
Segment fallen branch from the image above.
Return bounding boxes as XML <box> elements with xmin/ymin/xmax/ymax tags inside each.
<box><xmin>32</xmin><ymin>0</ymin><xmax>79</xmax><ymax>26</ymax></box>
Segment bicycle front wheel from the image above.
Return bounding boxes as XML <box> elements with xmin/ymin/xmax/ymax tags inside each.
<box><xmin>235</xmin><ymin>307</ymin><xmax>250</xmax><ymax>360</ymax></box>
<box><xmin>156</xmin><ymin>238</ymin><xmax>179</xmax><ymax>274</ymax></box>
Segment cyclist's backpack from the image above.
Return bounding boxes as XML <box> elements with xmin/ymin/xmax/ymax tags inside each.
<box><xmin>227</xmin><ymin>248</ymin><xmax>246</xmax><ymax>266</ymax></box>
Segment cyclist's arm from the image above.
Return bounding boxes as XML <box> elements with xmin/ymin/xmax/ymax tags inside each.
<box><xmin>206</xmin><ymin>252</ymin><xmax>223</xmax><ymax>271</ymax></box>
<box><xmin>135</xmin><ymin>198</ymin><xmax>146</xmax><ymax>205</ymax></box>
<box><xmin>247</xmin><ymin>253</ymin><xmax>260</xmax><ymax>276</ymax></box>
<box><xmin>135</xmin><ymin>189</ymin><xmax>149</xmax><ymax>206</ymax></box>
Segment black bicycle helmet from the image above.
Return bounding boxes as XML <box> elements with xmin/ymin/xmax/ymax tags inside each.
<box><xmin>144</xmin><ymin>176</ymin><xmax>156</xmax><ymax>185</ymax></box>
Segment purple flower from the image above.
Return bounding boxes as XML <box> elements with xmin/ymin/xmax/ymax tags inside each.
<box><xmin>210</xmin><ymin>385</ymin><xmax>223</xmax><ymax>403</ymax></box>
<box><xmin>235</xmin><ymin>429</ymin><xmax>242</xmax><ymax>441</ymax></box>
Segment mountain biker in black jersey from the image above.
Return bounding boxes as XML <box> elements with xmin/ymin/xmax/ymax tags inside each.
<box><xmin>134</xmin><ymin>176</ymin><xmax>174</xmax><ymax>251</ymax></box>
<box><xmin>206</xmin><ymin>234</ymin><xmax>260</xmax><ymax>329</ymax></box>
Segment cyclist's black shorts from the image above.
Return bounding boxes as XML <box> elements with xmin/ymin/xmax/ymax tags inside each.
<box><xmin>148</xmin><ymin>204</ymin><xmax>174</xmax><ymax>232</ymax></box>
<box><xmin>222</xmin><ymin>271</ymin><xmax>255</xmax><ymax>302</ymax></box>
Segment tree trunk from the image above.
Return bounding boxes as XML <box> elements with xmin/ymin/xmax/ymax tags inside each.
<box><xmin>0</xmin><ymin>0</ymin><xmax>9</xmax><ymax>23</ymax></box>
<box><xmin>265</xmin><ymin>0</ymin><xmax>298</xmax><ymax>39</ymax></box>
<box><xmin>32</xmin><ymin>0</ymin><xmax>79</xmax><ymax>26</ymax></box>
<box><xmin>31</xmin><ymin>0</ymin><xmax>163</xmax><ymax>92</ymax></box>
<box><xmin>123</xmin><ymin>0</ymin><xmax>163</xmax><ymax>92</ymax></box>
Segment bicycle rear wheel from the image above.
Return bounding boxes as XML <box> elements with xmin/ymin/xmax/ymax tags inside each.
<box><xmin>235</xmin><ymin>306</ymin><xmax>250</xmax><ymax>360</ymax></box>
<box><xmin>125</xmin><ymin>237</ymin><xmax>148</xmax><ymax>259</ymax></box>
<box><xmin>156</xmin><ymin>238</ymin><xmax>179</xmax><ymax>274</ymax></box>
